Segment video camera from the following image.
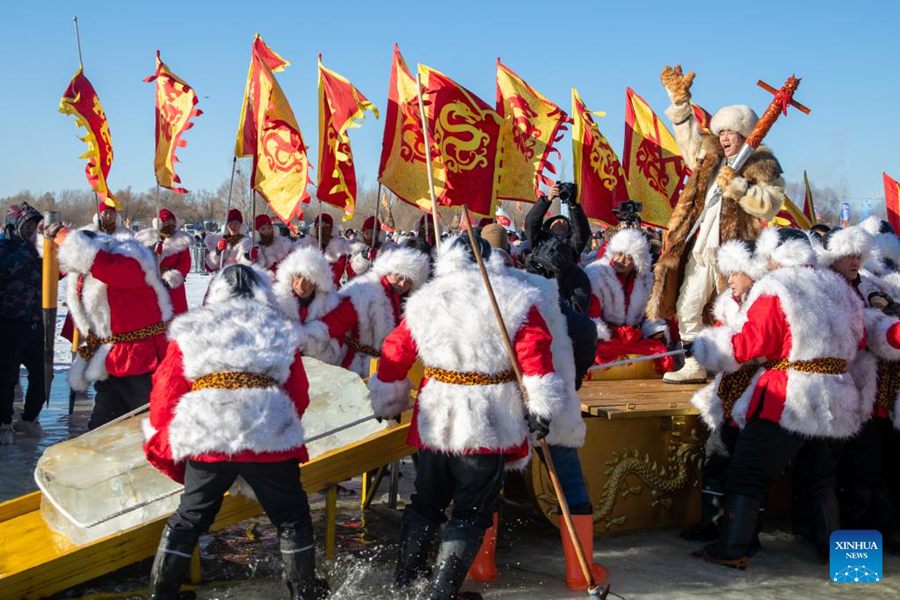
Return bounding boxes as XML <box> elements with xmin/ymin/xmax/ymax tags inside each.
<box><xmin>556</xmin><ymin>181</ymin><xmax>578</xmax><ymax>204</ymax></box>
<box><xmin>612</xmin><ymin>200</ymin><xmax>643</xmax><ymax>228</ymax></box>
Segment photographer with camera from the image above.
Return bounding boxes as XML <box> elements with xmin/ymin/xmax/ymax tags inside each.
<box><xmin>524</xmin><ymin>182</ymin><xmax>593</xmax><ymax>314</ymax></box>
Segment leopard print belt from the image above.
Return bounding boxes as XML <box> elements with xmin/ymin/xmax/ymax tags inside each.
<box><xmin>876</xmin><ymin>358</ymin><xmax>900</xmax><ymax>412</ymax></box>
<box><xmin>77</xmin><ymin>321</ymin><xmax>168</xmax><ymax>361</ymax></box>
<box><xmin>716</xmin><ymin>362</ymin><xmax>760</xmax><ymax>421</ymax></box>
<box><xmin>423</xmin><ymin>367</ymin><xmax>517</xmax><ymax>386</ymax></box>
<box><xmin>344</xmin><ymin>336</ymin><xmax>380</xmax><ymax>358</ymax></box>
<box><xmin>191</xmin><ymin>371</ymin><xmax>279</xmax><ymax>391</ymax></box>
<box><xmin>764</xmin><ymin>357</ymin><xmax>847</xmax><ymax>374</ymax></box>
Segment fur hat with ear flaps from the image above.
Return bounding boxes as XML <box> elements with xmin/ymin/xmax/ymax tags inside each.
<box><xmin>371</xmin><ymin>247</ymin><xmax>431</xmax><ymax>290</ymax></box>
<box><xmin>275</xmin><ymin>247</ymin><xmax>334</xmax><ymax>295</ymax></box>
<box><xmin>817</xmin><ymin>226</ymin><xmax>874</xmax><ymax>267</ymax></box>
<box><xmin>716</xmin><ymin>239</ymin><xmax>766</xmax><ymax>280</ymax></box>
<box><xmin>204</xmin><ymin>264</ymin><xmax>279</xmax><ymax>308</ymax></box>
<box><xmin>602</xmin><ymin>228</ymin><xmax>652</xmax><ymax>274</ymax></box>
<box><xmin>711</xmin><ymin>104</ymin><xmax>758</xmax><ymax>138</ymax></box>
<box><xmin>755</xmin><ymin>227</ymin><xmax>817</xmax><ymax>269</ymax></box>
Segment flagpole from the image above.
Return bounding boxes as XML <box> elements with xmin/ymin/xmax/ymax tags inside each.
<box><xmin>371</xmin><ymin>182</ymin><xmax>382</xmax><ymax>252</ymax></box>
<box><xmin>415</xmin><ymin>71</ymin><xmax>440</xmax><ymax>252</ymax></box>
<box><xmin>72</xmin><ymin>17</ymin><xmax>84</xmax><ymax>71</ymax></box>
<box><xmin>154</xmin><ymin>183</ymin><xmax>161</xmax><ymax>268</ymax></box>
<box><xmin>219</xmin><ymin>156</ymin><xmax>238</xmax><ymax>270</ymax></box>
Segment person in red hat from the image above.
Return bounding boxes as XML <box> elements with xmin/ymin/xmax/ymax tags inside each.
<box><xmin>253</xmin><ymin>214</ymin><xmax>294</xmax><ymax>273</ymax></box>
<box><xmin>84</xmin><ymin>202</ymin><xmax>133</xmax><ymax>237</ymax></box>
<box><xmin>204</xmin><ymin>208</ymin><xmax>252</xmax><ymax>272</ymax></box>
<box><xmin>136</xmin><ymin>209</ymin><xmax>193</xmax><ymax>315</ymax></box>
<box><xmin>310</xmin><ymin>213</ymin><xmax>350</xmax><ymax>287</ymax></box>
<box><xmin>345</xmin><ymin>216</ymin><xmax>397</xmax><ymax>281</ymax></box>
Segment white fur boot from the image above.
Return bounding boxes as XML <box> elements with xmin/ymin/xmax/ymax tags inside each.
<box><xmin>663</xmin><ymin>356</ymin><xmax>708</xmax><ymax>384</ymax></box>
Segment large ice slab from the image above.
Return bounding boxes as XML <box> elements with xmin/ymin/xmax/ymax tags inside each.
<box><xmin>36</xmin><ymin>357</ymin><xmax>382</xmax><ymax>545</ymax></box>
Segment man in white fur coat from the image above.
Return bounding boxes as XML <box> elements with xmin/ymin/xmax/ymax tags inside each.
<box><xmin>691</xmin><ymin>228</ymin><xmax>864</xmax><ymax>568</ymax></box>
<box><xmin>320</xmin><ymin>247</ymin><xmax>430</xmax><ymax>378</ymax></box>
<box><xmin>273</xmin><ymin>247</ymin><xmax>344</xmax><ymax>365</ymax></box>
<box><xmin>818</xmin><ymin>225</ymin><xmax>898</xmax><ymax>537</ymax></box>
<box><xmin>55</xmin><ymin>227</ymin><xmax>172</xmax><ymax>429</ymax></box>
<box><xmin>585</xmin><ymin>228</ymin><xmax>672</xmax><ymax>373</ymax></box>
<box><xmin>143</xmin><ymin>265</ymin><xmax>328</xmax><ymax>600</ymax></box>
<box><xmin>203</xmin><ymin>208</ymin><xmax>253</xmax><ymax>272</ymax></box>
<box><xmin>136</xmin><ymin>208</ymin><xmax>193</xmax><ymax>315</ymax></box>
<box><xmin>253</xmin><ymin>214</ymin><xmax>294</xmax><ymax>273</ymax></box>
<box><xmin>367</xmin><ymin>235</ymin><xmax>568</xmax><ymax>599</ymax></box>
<box><xmin>650</xmin><ymin>66</ymin><xmax>786</xmax><ymax>384</ymax></box>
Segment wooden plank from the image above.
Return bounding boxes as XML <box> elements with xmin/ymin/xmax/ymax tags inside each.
<box><xmin>578</xmin><ymin>379</ymin><xmax>704</xmax><ymax>419</ymax></box>
<box><xmin>0</xmin><ymin>492</ymin><xmax>41</xmax><ymax>522</ymax></box>
<box><xmin>0</xmin><ymin>423</ymin><xmax>413</xmax><ymax>600</ymax></box>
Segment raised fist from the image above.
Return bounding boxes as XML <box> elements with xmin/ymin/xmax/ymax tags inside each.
<box><xmin>716</xmin><ymin>165</ymin><xmax>747</xmax><ymax>200</ymax></box>
<box><xmin>216</xmin><ymin>239</ymin><xmax>228</xmax><ymax>253</ymax></box>
<box><xmin>660</xmin><ymin>65</ymin><xmax>695</xmax><ymax>105</ymax></box>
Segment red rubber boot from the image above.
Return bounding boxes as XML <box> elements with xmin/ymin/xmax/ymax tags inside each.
<box><xmin>467</xmin><ymin>513</ymin><xmax>498</xmax><ymax>582</ymax></box>
<box><xmin>559</xmin><ymin>514</ymin><xmax>608</xmax><ymax>590</ymax></box>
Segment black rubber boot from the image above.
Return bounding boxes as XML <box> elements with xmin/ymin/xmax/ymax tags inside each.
<box><xmin>427</xmin><ymin>520</ymin><xmax>484</xmax><ymax>600</ymax></box>
<box><xmin>692</xmin><ymin>494</ymin><xmax>760</xmax><ymax>570</ymax></box>
<box><xmin>812</xmin><ymin>490</ymin><xmax>840</xmax><ymax>562</ymax></box>
<box><xmin>680</xmin><ymin>490</ymin><xmax>723</xmax><ymax>541</ymax></box>
<box><xmin>280</xmin><ymin>526</ymin><xmax>329</xmax><ymax>600</ymax></box>
<box><xmin>394</xmin><ymin>508</ymin><xmax>440</xmax><ymax>588</ymax></box>
<box><xmin>149</xmin><ymin>525</ymin><xmax>199</xmax><ymax>600</ymax></box>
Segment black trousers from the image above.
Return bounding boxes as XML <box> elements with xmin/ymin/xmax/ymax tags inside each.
<box><xmin>725</xmin><ymin>417</ymin><xmax>809</xmax><ymax>502</ymax></box>
<box><xmin>0</xmin><ymin>319</ymin><xmax>44</xmax><ymax>425</ymax></box>
<box><xmin>838</xmin><ymin>418</ymin><xmax>893</xmax><ymax>531</ymax></box>
<box><xmin>407</xmin><ymin>450</ymin><xmax>506</xmax><ymax>530</ymax></box>
<box><xmin>89</xmin><ymin>373</ymin><xmax>152</xmax><ymax>430</ymax></box>
<box><xmin>701</xmin><ymin>424</ymin><xmax>741</xmax><ymax>496</ymax></box>
<box><xmin>168</xmin><ymin>460</ymin><xmax>313</xmax><ymax>542</ymax></box>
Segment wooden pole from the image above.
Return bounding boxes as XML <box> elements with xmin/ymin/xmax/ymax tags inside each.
<box><xmin>414</xmin><ymin>71</ymin><xmax>440</xmax><ymax>252</ymax></box>
<box><xmin>371</xmin><ymin>182</ymin><xmax>382</xmax><ymax>252</ymax></box>
<box><xmin>219</xmin><ymin>157</ymin><xmax>238</xmax><ymax>270</ymax></box>
<box><xmin>41</xmin><ymin>211</ymin><xmax>61</xmax><ymax>406</ymax></box>
<box><xmin>460</xmin><ymin>203</ymin><xmax>599</xmax><ymax>594</ymax></box>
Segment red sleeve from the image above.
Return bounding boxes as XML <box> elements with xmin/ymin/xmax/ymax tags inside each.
<box><xmin>888</xmin><ymin>321</ymin><xmax>900</xmax><ymax>349</ymax></box>
<box><xmin>377</xmin><ymin>319</ymin><xmax>419</xmax><ymax>383</ymax></box>
<box><xmin>731</xmin><ymin>296</ymin><xmax>788</xmax><ymax>363</ymax></box>
<box><xmin>149</xmin><ymin>341</ymin><xmax>191</xmax><ymax>432</ymax></box>
<box><xmin>285</xmin><ymin>350</ymin><xmax>310</xmax><ymax>418</ymax></box>
<box><xmin>588</xmin><ymin>294</ymin><xmax>603</xmax><ymax>320</ymax></box>
<box><xmin>514</xmin><ymin>306</ymin><xmax>555</xmax><ymax>377</ymax></box>
<box><xmin>175</xmin><ymin>248</ymin><xmax>191</xmax><ymax>278</ymax></box>
<box><xmin>90</xmin><ymin>250</ymin><xmax>151</xmax><ymax>288</ymax></box>
<box><xmin>321</xmin><ymin>296</ymin><xmax>358</xmax><ymax>339</ymax></box>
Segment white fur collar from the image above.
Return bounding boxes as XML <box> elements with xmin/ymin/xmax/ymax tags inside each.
<box><xmin>135</xmin><ymin>229</ymin><xmax>193</xmax><ymax>260</ymax></box>
<box><xmin>584</xmin><ymin>262</ymin><xmax>651</xmax><ymax>326</ymax></box>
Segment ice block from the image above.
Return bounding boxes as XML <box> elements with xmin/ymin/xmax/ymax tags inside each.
<box><xmin>36</xmin><ymin>357</ymin><xmax>382</xmax><ymax>545</ymax></box>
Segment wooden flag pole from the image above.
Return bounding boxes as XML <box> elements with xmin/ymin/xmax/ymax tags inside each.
<box><xmin>460</xmin><ymin>205</ymin><xmax>602</xmax><ymax>596</ymax></box>
<box><xmin>371</xmin><ymin>182</ymin><xmax>382</xmax><ymax>252</ymax></box>
<box><xmin>414</xmin><ymin>71</ymin><xmax>440</xmax><ymax>251</ymax></box>
<box><xmin>219</xmin><ymin>156</ymin><xmax>238</xmax><ymax>270</ymax></box>
<box><xmin>41</xmin><ymin>211</ymin><xmax>61</xmax><ymax>406</ymax></box>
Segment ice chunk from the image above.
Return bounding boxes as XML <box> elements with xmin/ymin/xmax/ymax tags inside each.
<box><xmin>36</xmin><ymin>357</ymin><xmax>381</xmax><ymax>544</ymax></box>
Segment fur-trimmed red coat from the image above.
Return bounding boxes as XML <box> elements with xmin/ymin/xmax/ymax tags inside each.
<box><xmin>136</xmin><ymin>229</ymin><xmax>192</xmax><ymax>315</ymax></box>
<box><xmin>693</xmin><ymin>267</ymin><xmax>865</xmax><ymax>438</ymax></box>
<box><xmin>256</xmin><ymin>235</ymin><xmax>294</xmax><ymax>273</ymax></box>
<box><xmin>143</xmin><ymin>297</ymin><xmax>309</xmax><ymax>483</ymax></box>
<box><xmin>57</xmin><ymin>230</ymin><xmax>172</xmax><ymax>391</ymax></box>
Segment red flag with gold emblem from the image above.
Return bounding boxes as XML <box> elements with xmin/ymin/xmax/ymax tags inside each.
<box><xmin>378</xmin><ymin>45</ymin><xmax>444</xmax><ymax>212</ymax></box>
<box><xmin>495</xmin><ymin>60</ymin><xmax>569</xmax><ymax>202</ymax></box>
<box><xmin>317</xmin><ymin>57</ymin><xmax>379</xmax><ymax>221</ymax></box>
<box><xmin>418</xmin><ymin>64</ymin><xmax>503</xmax><ymax>216</ymax></box>
<box><xmin>59</xmin><ymin>69</ymin><xmax>117</xmax><ymax>207</ymax></box>
<box><xmin>235</xmin><ymin>35</ymin><xmax>290</xmax><ymax>158</ymax></box>
<box><xmin>251</xmin><ymin>43</ymin><xmax>311</xmax><ymax>228</ymax></box>
<box><xmin>571</xmin><ymin>88</ymin><xmax>626</xmax><ymax>226</ymax></box>
<box><xmin>623</xmin><ymin>87</ymin><xmax>689</xmax><ymax>228</ymax></box>
<box><xmin>772</xmin><ymin>196</ymin><xmax>812</xmax><ymax>229</ymax></box>
<box><xmin>144</xmin><ymin>51</ymin><xmax>202</xmax><ymax>194</ymax></box>
<box><xmin>885</xmin><ymin>172</ymin><xmax>900</xmax><ymax>232</ymax></box>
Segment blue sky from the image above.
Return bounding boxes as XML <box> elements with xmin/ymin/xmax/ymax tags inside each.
<box><xmin>2</xmin><ymin>0</ymin><xmax>898</xmax><ymax>215</ymax></box>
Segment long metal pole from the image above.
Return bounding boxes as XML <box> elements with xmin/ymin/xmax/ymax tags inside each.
<box><xmin>219</xmin><ymin>157</ymin><xmax>238</xmax><ymax>270</ymax></box>
<box><xmin>72</xmin><ymin>17</ymin><xmax>84</xmax><ymax>70</ymax></box>
<box><xmin>460</xmin><ymin>203</ymin><xmax>600</xmax><ymax>595</ymax></box>
<box><xmin>415</xmin><ymin>71</ymin><xmax>440</xmax><ymax>252</ymax></box>
<box><xmin>371</xmin><ymin>182</ymin><xmax>382</xmax><ymax>252</ymax></box>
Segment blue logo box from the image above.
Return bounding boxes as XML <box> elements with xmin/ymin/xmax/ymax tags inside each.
<box><xmin>830</xmin><ymin>530</ymin><xmax>882</xmax><ymax>583</ymax></box>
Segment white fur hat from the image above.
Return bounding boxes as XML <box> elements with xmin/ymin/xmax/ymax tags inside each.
<box><xmin>860</xmin><ymin>215</ymin><xmax>900</xmax><ymax>266</ymax></box>
<box><xmin>204</xmin><ymin>264</ymin><xmax>278</xmax><ymax>308</ymax></box>
<box><xmin>716</xmin><ymin>239</ymin><xmax>765</xmax><ymax>279</ymax></box>
<box><xmin>710</xmin><ymin>105</ymin><xmax>758</xmax><ymax>138</ymax></box>
<box><xmin>372</xmin><ymin>247</ymin><xmax>431</xmax><ymax>290</ymax></box>
<box><xmin>603</xmin><ymin>228</ymin><xmax>651</xmax><ymax>274</ymax></box>
<box><xmin>275</xmin><ymin>246</ymin><xmax>334</xmax><ymax>293</ymax></box>
<box><xmin>755</xmin><ymin>227</ymin><xmax>817</xmax><ymax>269</ymax></box>
<box><xmin>817</xmin><ymin>226</ymin><xmax>873</xmax><ymax>267</ymax></box>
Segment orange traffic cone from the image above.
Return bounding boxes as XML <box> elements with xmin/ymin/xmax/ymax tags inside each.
<box><xmin>559</xmin><ymin>514</ymin><xmax>608</xmax><ymax>590</ymax></box>
<box><xmin>467</xmin><ymin>512</ymin><xmax>498</xmax><ymax>581</ymax></box>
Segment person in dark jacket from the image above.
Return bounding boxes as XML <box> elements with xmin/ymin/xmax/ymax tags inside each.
<box><xmin>0</xmin><ymin>203</ymin><xmax>54</xmax><ymax>443</ymax></box>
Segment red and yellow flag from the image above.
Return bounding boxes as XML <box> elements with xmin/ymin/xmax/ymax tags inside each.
<box><xmin>317</xmin><ymin>57</ymin><xmax>379</xmax><ymax>221</ymax></box>
<box><xmin>802</xmin><ymin>169</ymin><xmax>816</xmax><ymax>224</ymax></box>
<box><xmin>251</xmin><ymin>41</ymin><xmax>310</xmax><ymax>228</ymax></box>
<box><xmin>495</xmin><ymin>60</ymin><xmax>569</xmax><ymax>202</ymax></box>
<box><xmin>377</xmin><ymin>45</ymin><xmax>444</xmax><ymax>211</ymax></box>
<box><xmin>59</xmin><ymin>69</ymin><xmax>117</xmax><ymax>207</ymax></box>
<box><xmin>144</xmin><ymin>51</ymin><xmax>202</xmax><ymax>194</ymax></box>
<box><xmin>571</xmin><ymin>88</ymin><xmax>626</xmax><ymax>226</ymax></box>
<box><xmin>235</xmin><ymin>35</ymin><xmax>290</xmax><ymax>158</ymax></box>
<box><xmin>623</xmin><ymin>87</ymin><xmax>689</xmax><ymax>228</ymax></box>
<box><xmin>885</xmin><ymin>172</ymin><xmax>900</xmax><ymax>233</ymax></box>
<box><xmin>418</xmin><ymin>64</ymin><xmax>503</xmax><ymax>217</ymax></box>
<box><xmin>772</xmin><ymin>196</ymin><xmax>812</xmax><ymax>229</ymax></box>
